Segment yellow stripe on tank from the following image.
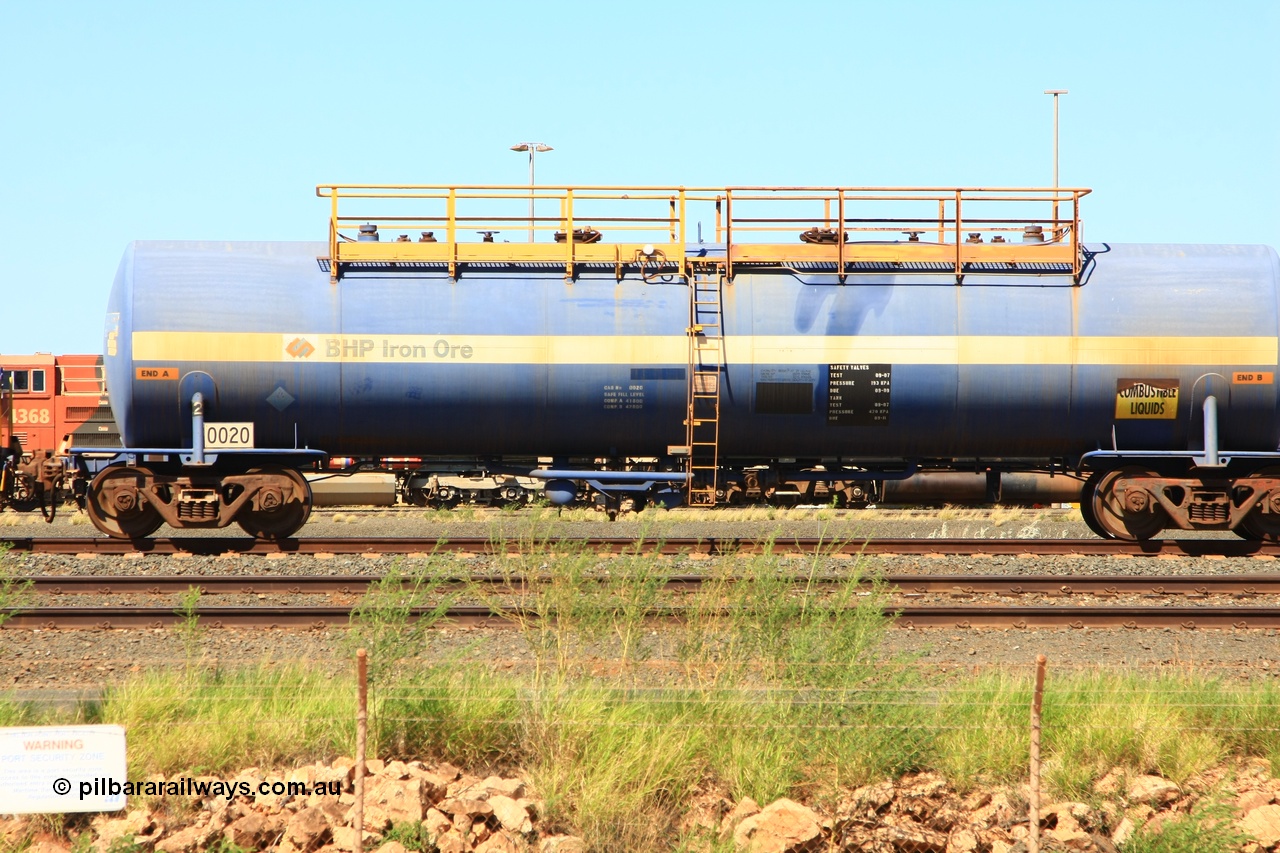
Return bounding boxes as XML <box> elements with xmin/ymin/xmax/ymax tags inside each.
<box><xmin>130</xmin><ymin>331</ymin><xmax>1279</xmax><ymax>367</ymax></box>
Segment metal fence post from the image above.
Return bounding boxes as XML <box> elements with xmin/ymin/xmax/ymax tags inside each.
<box><xmin>354</xmin><ymin>648</ymin><xmax>368</xmax><ymax>850</ymax></box>
<box><xmin>1028</xmin><ymin>654</ymin><xmax>1047</xmax><ymax>853</ymax></box>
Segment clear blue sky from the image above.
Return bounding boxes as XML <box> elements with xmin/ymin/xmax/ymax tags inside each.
<box><xmin>4</xmin><ymin>0</ymin><xmax>1277</xmax><ymax>355</ymax></box>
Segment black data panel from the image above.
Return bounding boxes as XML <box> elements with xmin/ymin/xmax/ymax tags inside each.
<box><xmin>827</xmin><ymin>363</ymin><xmax>891</xmax><ymax>426</ymax></box>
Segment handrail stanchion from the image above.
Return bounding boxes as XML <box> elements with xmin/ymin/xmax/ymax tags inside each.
<box><xmin>678</xmin><ymin>189</ymin><xmax>687</xmax><ymax>262</ymax></box>
<box><xmin>565</xmin><ymin>188</ymin><xmax>575</xmax><ymax>280</ymax></box>
<box><xmin>954</xmin><ymin>189</ymin><xmax>963</xmax><ymax>283</ymax></box>
<box><xmin>1073</xmin><ymin>191</ymin><xmax>1083</xmax><ymax>281</ymax></box>
<box><xmin>715</xmin><ymin>196</ymin><xmax>723</xmax><ymax>244</ymax></box>
<box><xmin>446</xmin><ymin>188</ymin><xmax>457</xmax><ymax>279</ymax></box>
<box><xmin>725</xmin><ymin>190</ymin><xmax>734</xmax><ymax>280</ymax></box>
<box><xmin>837</xmin><ymin>189</ymin><xmax>846</xmax><ymax>282</ymax></box>
<box><xmin>329</xmin><ymin>187</ymin><xmax>340</xmax><ymax>285</ymax></box>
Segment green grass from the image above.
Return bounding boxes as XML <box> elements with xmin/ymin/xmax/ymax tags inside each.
<box><xmin>0</xmin><ymin>541</ymin><xmax>34</xmax><ymax>628</ymax></box>
<box><xmin>99</xmin><ymin>666</ymin><xmax>355</xmax><ymax>776</ymax></box>
<box><xmin>1122</xmin><ymin>796</ymin><xmax>1252</xmax><ymax>852</ymax></box>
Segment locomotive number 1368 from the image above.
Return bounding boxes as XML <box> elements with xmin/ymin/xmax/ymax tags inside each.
<box><xmin>11</xmin><ymin>408</ymin><xmax>51</xmax><ymax>424</ymax></box>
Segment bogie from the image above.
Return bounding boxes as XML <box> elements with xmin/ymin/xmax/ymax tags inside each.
<box><xmin>84</xmin><ymin>463</ymin><xmax>312</xmax><ymax>540</ymax></box>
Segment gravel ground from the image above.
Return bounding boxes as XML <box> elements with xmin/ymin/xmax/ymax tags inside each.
<box><xmin>3</xmin><ymin>505</ymin><xmax>1279</xmax><ymax>695</ymax></box>
<box><xmin>2</xmin><ymin>502</ymin><xmax>1110</xmax><ymax>541</ymax></box>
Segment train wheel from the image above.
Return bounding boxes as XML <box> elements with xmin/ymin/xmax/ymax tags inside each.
<box><xmin>1087</xmin><ymin>467</ymin><xmax>1167</xmax><ymax>541</ymax></box>
<box><xmin>8</xmin><ymin>475</ymin><xmax>38</xmax><ymax>513</ymax></box>
<box><xmin>1236</xmin><ymin>467</ymin><xmax>1280</xmax><ymax>541</ymax></box>
<box><xmin>1078</xmin><ymin>472</ymin><xmax>1113</xmax><ymax>539</ymax></box>
<box><xmin>86</xmin><ymin>467</ymin><xmax>164</xmax><ymax>539</ymax></box>
<box><xmin>235</xmin><ymin>466</ymin><xmax>312</xmax><ymax>539</ymax></box>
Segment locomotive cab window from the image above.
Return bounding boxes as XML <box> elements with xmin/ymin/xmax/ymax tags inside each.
<box><xmin>7</xmin><ymin>370</ymin><xmax>47</xmax><ymax>393</ymax></box>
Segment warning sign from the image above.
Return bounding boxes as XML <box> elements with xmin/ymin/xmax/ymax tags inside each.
<box><xmin>1115</xmin><ymin>378</ymin><xmax>1179</xmax><ymax>420</ymax></box>
<box><xmin>0</xmin><ymin>725</ymin><xmax>127</xmax><ymax>814</ymax></box>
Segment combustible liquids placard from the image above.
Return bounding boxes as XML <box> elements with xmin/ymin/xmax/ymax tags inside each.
<box><xmin>1115</xmin><ymin>378</ymin><xmax>1180</xmax><ymax>420</ymax></box>
<box><xmin>0</xmin><ymin>725</ymin><xmax>127</xmax><ymax>813</ymax></box>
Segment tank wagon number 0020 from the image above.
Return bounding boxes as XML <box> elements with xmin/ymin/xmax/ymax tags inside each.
<box><xmin>69</xmin><ymin>182</ymin><xmax>1280</xmax><ymax>541</ymax></box>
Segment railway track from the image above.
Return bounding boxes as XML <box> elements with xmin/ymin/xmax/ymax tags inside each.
<box><xmin>5</xmin><ymin>603</ymin><xmax>1279</xmax><ymax>630</ymax></box>
<box><xmin>8</xmin><ymin>536</ymin><xmax>1280</xmax><ymax>630</ymax></box>
<box><xmin>7</xmin><ymin>572</ymin><xmax>1280</xmax><ymax>630</ymax></box>
<box><xmin>7</xmin><ymin>536</ymin><xmax>1280</xmax><ymax>557</ymax></box>
<box><xmin>21</xmin><ymin>573</ymin><xmax>1280</xmax><ymax>596</ymax></box>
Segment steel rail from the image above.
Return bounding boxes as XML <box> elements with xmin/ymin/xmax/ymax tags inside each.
<box><xmin>4</xmin><ymin>604</ymin><xmax>1279</xmax><ymax>630</ymax></box>
<box><xmin>6</xmin><ymin>536</ymin><xmax>1280</xmax><ymax>557</ymax></box>
<box><xmin>21</xmin><ymin>574</ymin><xmax>1280</xmax><ymax>597</ymax></box>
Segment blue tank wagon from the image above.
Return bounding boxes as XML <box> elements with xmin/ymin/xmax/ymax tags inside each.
<box><xmin>84</xmin><ymin>185</ymin><xmax>1280</xmax><ymax>539</ymax></box>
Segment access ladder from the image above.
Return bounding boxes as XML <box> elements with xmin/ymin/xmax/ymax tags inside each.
<box><xmin>685</xmin><ymin>262</ymin><xmax>725</xmax><ymax>505</ymax></box>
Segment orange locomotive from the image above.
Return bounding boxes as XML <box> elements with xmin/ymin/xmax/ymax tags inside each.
<box><xmin>0</xmin><ymin>354</ymin><xmax>119</xmax><ymax>515</ymax></box>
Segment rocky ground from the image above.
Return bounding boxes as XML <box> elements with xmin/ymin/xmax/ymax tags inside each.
<box><xmin>3</xmin><ymin>758</ymin><xmax>1280</xmax><ymax>852</ymax></box>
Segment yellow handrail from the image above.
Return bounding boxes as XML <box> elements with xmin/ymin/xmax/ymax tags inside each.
<box><xmin>317</xmin><ymin>184</ymin><xmax>1092</xmax><ymax>283</ymax></box>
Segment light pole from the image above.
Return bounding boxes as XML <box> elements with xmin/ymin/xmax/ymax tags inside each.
<box><xmin>510</xmin><ymin>142</ymin><xmax>553</xmax><ymax>242</ymax></box>
<box><xmin>1043</xmin><ymin>90</ymin><xmax>1067</xmax><ymax>237</ymax></box>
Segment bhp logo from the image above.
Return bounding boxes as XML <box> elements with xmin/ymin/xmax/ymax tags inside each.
<box><xmin>286</xmin><ymin>338</ymin><xmax>315</xmax><ymax>358</ymax></box>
